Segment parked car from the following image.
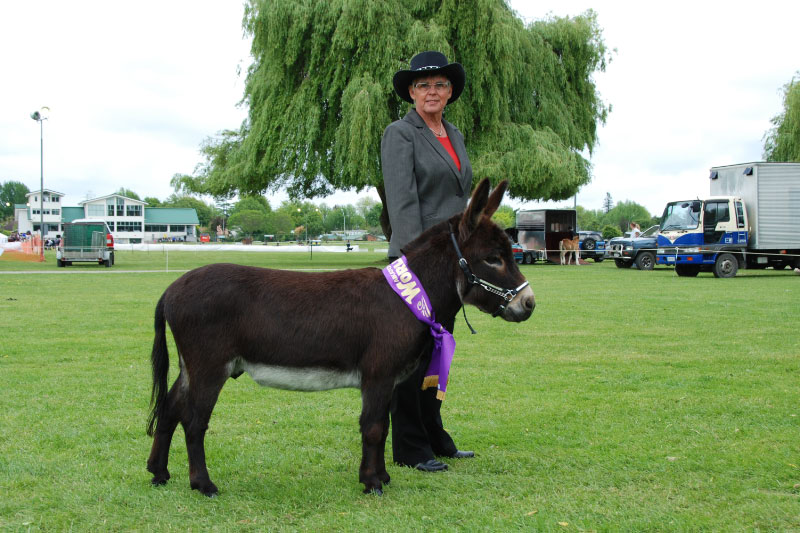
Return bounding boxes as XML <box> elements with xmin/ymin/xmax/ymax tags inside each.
<box><xmin>577</xmin><ymin>230</ymin><xmax>606</xmax><ymax>262</ymax></box>
<box><xmin>199</xmin><ymin>233</ymin><xmax>211</xmax><ymax>243</ymax></box>
<box><xmin>607</xmin><ymin>224</ymin><xmax>660</xmax><ymax>270</ymax></box>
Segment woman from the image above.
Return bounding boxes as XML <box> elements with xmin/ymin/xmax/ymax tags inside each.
<box><xmin>381</xmin><ymin>51</ymin><xmax>474</xmax><ymax>472</ymax></box>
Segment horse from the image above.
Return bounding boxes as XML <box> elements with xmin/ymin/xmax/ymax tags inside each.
<box><xmin>559</xmin><ymin>236</ymin><xmax>580</xmax><ymax>265</ymax></box>
<box><xmin>145</xmin><ymin>179</ymin><xmax>535</xmax><ymax>497</ymax></box>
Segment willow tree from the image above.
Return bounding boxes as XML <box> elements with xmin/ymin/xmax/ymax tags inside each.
<box><xmin>763</xmin><ymin>74</ymin><xmax>800</xmax><ymax>162</ymax></box>
<box><xmin>190</xmin><ymin>0</ymin><xmax>610</xmax><ymax>238</ymax></box>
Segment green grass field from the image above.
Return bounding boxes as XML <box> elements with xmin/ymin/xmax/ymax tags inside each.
<box><xmin>1</xmin><ymin>251</ymin><xmax>798</xmax><ymax>531</ymax></box>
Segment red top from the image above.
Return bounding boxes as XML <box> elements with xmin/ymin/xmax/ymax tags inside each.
<box><xmin>436</xmin><ymin>136</ymin><xmax>461</xmax><ymax>171</ymax></box>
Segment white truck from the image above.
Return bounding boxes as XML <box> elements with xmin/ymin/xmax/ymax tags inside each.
<box><xmin>656</xmin><ymin>162</ymin><xmax>800</xmax><ymax>277</ymax></box>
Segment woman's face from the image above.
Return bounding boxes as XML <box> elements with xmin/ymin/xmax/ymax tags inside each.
<box><xmin>408</xmin><ymin>74</ymin><xmax>452</xmax><ymax>116</ymax></box>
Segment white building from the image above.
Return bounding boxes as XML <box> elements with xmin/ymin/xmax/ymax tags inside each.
<box><xmin>15</xmin><ymin>191</ymin><xmax>200</xmax><ymax>244</ymax></box>
<box><xmin>15</xmin><ymin>189</ymin><xmax>65</xmax><ymax>239</ymax></box>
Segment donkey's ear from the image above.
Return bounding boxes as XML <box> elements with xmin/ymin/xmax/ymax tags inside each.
<box><xmin>458</xmin><ymin>178</ymin><xmax>491</xmax><ymax>240</ymax></box>
<box><xmin>483</xmin><ymin>180</ymin><xmax>508</xmax><ymax>219</ymax></box>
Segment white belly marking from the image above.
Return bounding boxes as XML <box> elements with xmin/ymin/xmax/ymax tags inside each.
<box><xmin>240</xmin><ymin>361</ymin><xmax>361</xmax><ymax>391</ymax></box>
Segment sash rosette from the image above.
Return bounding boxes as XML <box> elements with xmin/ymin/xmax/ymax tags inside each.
<box><xmin>382</xmin><ymin>256</ymin><xmax>455</xmax><ymax>400</ymax></box>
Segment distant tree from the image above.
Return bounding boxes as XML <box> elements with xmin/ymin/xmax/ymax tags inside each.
<box><xmin>187</xmin><ymin>1</ymin><xmax>610</xmax><ymax>241</ymax></box>
<box><xmin>115</xmin><ymin>188</ymin><xmax>141</xmax><ymax>200</ymax></box>
<box><xmin>228</xmin><ymin>209</ymin><xmax>268</xmax><ymax>238</ymax></box>
<box><xmin>163</xmin><ymin>195</ymin><xmax>215</xmax><ymax>227</ymax></box>
<box><xmin>364</xmin><ymin>203</ymin><xmax>383</xmax><ymax>232</ymax></box>
<box><xmin>763</xmin><ymin>73</ymin><xmax>800</xmax><ymax>162</ymax></box>
<box><xmin>266</xmin><ymin>211</ymin><xmax>295</xmax><ymax>240</ymax></box>
<box><xmin>601</xmin><ymin>224</ymin><xmax>622</xmax><ymax>240</ymax></box>
<box><xmin>355</xmin><ymin>197</ymin><xmax>379</xmax><ymax>218</ymax></box>
<box><xmin>602</xmin><ymin>192</ymin><xmax>614</xmax><ymax>213</ymax></box>
<box><xmin>491</xmin><ymin>205</ymin><xmax>516</xmax><ymax>230</ymax></box>
<box><xmin>576</xmin><ymin>205</ymin><xmax>603</xmax><ymax>231</ymax></box>
<box><xmin>143</xmin><ymin>196</ymin><xmax>163</xmax><ymax>207</ymax></box>
<box><xmin>231</xmin><ymin>196</ymin><xmax>271</xmax><ymax>217</ymax></box>
<box><xmin>1</xmin><ymin>181</ymin><xmax>30</xmax><ymax>218</ymax></box>
<box><xmin>602</xmin><ymin>200</ymin><xmax>651</xmax><ymax>232</ymax></box>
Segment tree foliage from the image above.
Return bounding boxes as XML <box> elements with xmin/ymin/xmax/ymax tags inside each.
<box><xmin>114</xmin><ymin>188</ymin><xmax>141</xmax><ymax>201</ymax></box>
<box><xmin>763</xmin><ymin>73</ymin><xmax>800</xmax><ymax>162</ymax></box>
<box><xmin>1</xmin><ymin>181</ymin><xmax>30</xmax><ymax>219</ymax></box>
<box><xmin>187</xmin><ymin>0</ymin><xmax>610</xmax><ymax>237</ymax></box>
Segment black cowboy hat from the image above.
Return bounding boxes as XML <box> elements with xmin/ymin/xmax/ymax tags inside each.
<box><xmin>392</xmin><ymin>51</ymin><xmax>466</xmax><ymax>105</ymax></box>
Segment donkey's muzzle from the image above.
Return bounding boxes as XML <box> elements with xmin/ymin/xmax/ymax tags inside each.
<box><xmin>502</xmin><ymin>285</ymin><xmax>535</xmax><ymax>322</ymax></box>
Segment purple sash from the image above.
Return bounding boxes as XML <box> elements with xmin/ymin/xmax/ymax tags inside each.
<box><xmin>383</xmin><ymin>256</ymin><xmax>455</xmax><ymax>400</ymax></box>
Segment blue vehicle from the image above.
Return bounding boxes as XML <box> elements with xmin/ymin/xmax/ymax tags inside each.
<box><xmin>656</xmin><ymin>162</ymin><xmax>800</xmax><ymax>277</ymax></box>
<box><xmin>607</xmin><ymin>225</ymin><xmax>659</xmax><ymax>270</ymax></box>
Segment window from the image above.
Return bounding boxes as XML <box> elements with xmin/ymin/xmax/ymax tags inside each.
<box><xmin>126</xmin><ymin>204</ymin><xmax>142</xmax><ymax>217</ymax></box>
<box><xmin>735</xmin><ymin>201</ymin><xmax>745</xmax><ymax>229</ymax></box>
<box><xmin>32</xmin><ymin>209</ymin><xmax>40</xmax><ymax>215</ymax></box>
<box><xmin>106</xmin><ymin>221</ymin><xmax>115</xmax><ymax>231</ymax></box>
<box><xmin>51</xmin><ymin>209</ymin><xmax>60</xmax><ymax>215</ymax></box>
<box><xmin>170</xmin><ymin>225</ymin><xmax>186</xmax><ymax>232</ymax></box>
<box><xmin>116</xmin><ymin>198</ymin><xmax>124</xmax><ymax>217</ymax></box>
<box><xmin>116</xmin><ymin>221</ymin><xmax>142</xmax><ymax>232</ymax></box>
<box><xmin>88</xmin><ymin>205</ymin><xmax>105</xmax><ymax>216</ymax></box>
<box><xmin>145</xmin><ymin>225</ymin><xmax>167</xmax><ymax>232</ymax></box>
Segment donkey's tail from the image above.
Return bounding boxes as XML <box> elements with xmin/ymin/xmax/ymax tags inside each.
<box><xmin>147</xmin><ymin>293</ymin><xmax>169</xmax><ymax>437</ymax></box>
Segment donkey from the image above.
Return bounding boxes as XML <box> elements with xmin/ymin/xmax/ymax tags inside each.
<box><xmin>559</xmin><ymin>236</ymin><xmax>580</xmax><ymax>265</ymax></box>
<box><xmin>146</xmin><ymin>179</ymin><xmax>535</xmax><ymax>496</ymax></box>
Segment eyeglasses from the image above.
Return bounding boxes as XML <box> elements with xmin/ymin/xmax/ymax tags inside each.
<box><xmin>413</xmin><ymin>81</ymin><xmax>451</xmax><ymax>91</ymax></box>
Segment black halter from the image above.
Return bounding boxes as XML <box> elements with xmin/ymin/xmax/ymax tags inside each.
<box><xmin>449</xmin><ymin>224</ymin><xmax>530</xmax><ymax>320</ymax></box>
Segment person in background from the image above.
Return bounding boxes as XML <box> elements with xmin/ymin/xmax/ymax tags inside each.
<box><xmin>381</xmin><ymin>51</ymin><xmax>475</xmax><ymax>473</ymax></box>
<box><xmin>630</xmin><ymin>222</ymin><xmax>642</xmax><ymax>238</ymax></box>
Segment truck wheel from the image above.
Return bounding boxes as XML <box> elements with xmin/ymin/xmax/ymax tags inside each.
<box><xmin>635</xmin><ymin>252</ymin><xmax>655</xmax><ymax>271</ymax></box>
<box><xmin>583</xmin><ymin>238</ymin><xmax>596</xmax><ymax>251</ymax></box>
<box><xmin>675</xmin><ymin>264</ymin><xmax>700</xmax><ymax>277</ymax></box>
<box><xmin>111</xmin><ymin>252</ymin><xmax>115</xmax><ymax>265</ymax></box>
<box><xmin>713</xmin><ymin>253</ymin><xmax>738</xmax><ymax>278</ymax></box>
<box><xmin>57</xmin><ymin>259</ymin><xmax>64</xmax><ymax>267</ymax></box>
<box><xmin>524</xmin><ymin>253</ymin><xmax>533</xmax><ymax>264</ymax></box>
<box><xmin>614</xmin><ymin>259</ymin><xmax>632</xmax><ymax>269</ymax></box>
<box><xmin>594</xmin><ymin>256</ymin><xmax>604</xmax><ymax>263</ymax></box>
<box><xmin>104</xmin><ymin>259</ymin><xmax>111</xmax><ymax>267</ymax></box>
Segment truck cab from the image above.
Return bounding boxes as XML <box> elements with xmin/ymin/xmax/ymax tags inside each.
<box><xmin>656</xmin><ymin>197</ymin><xmax>747</xmax><ymax>277</ymax></box>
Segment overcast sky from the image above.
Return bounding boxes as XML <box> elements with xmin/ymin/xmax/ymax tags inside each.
<box><xmin>1</xmin><ymin>1</ymin><xmax>797</xmax><ymax>216</ymax></box>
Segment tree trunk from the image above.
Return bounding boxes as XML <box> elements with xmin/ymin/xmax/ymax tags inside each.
<box><xmin>376</xmin><ymin>184</ymin><xmax>392</xmax><ymax>243</ymax></box>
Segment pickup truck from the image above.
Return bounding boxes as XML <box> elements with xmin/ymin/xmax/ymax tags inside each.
<box><xmin>607</xmin><ymin>225</ymin><xmax>659</xmax><ymax>270</ymax></box>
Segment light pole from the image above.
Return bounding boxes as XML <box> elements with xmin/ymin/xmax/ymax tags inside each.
<box><xmin>30</xmin><ymin>107</ymin><xmax>49</xmax><ymax>262</ymax></box>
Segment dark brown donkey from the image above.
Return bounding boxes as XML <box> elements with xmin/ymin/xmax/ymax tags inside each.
<box><xmin>146</xmin><ymin>179</ymin><xmax>535</xmax><ymax>496</ymax></box>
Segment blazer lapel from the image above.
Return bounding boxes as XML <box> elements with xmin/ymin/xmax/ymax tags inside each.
<box><xmin>406</xmin><ymin>110</ymin><xmax>465</xmax><ymax>194</ymax></box>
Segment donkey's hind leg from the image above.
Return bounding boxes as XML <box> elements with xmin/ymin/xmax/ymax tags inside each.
<box><xmin>147</xmin><ymin>374</ymin><xmax>186</xmax><ymax>485</ymax></box>
<box><xmin>182</xmin><ymin>370</ymin><xmax>228</xmax><ymax>497</ymax></box>
<box><xmin>359</xmin><ymin>379</ymin><xmax>394</xmax><ymax>494</ymax></box>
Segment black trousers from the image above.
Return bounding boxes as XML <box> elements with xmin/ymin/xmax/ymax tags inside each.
<box><xmin>390</xmin><ymin>325</ymin><xmax>458</xmax><ymax>465</ymax></box>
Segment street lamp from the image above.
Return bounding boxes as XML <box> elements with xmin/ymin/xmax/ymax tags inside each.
<box><xmin>30</xmin><ymin>107</ymin><xmax>49</xmax><ymax>262</ymax></box>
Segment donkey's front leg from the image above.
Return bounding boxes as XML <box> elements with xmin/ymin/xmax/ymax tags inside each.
<box><xmin>359</xmin><ymin>381</ymin><xmax>393</xmax><ymax>494</ymax></box>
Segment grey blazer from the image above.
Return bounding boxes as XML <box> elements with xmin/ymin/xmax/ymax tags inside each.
<box><xmin>381</xmin><ymin>109</ymin><xmax>473</xmax><ymax>258</ymax></box>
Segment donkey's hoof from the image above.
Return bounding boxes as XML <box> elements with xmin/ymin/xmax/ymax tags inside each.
<box><xmin>150</xmin><ymin>472</ymin><xmax>170</xmax><ymax>486</ymax></box>
<box><xmin>364</xmin><ymin>487</ymin><xmax>383</xmax><ymax>496</ymax></box>
<box><xmin>191</xmin><ymin>480</ymin><xmax>219</xmax><ymax>497</ymax></box>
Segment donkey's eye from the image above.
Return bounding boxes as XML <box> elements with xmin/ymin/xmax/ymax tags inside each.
<box><xmin>484</xmin><ymin>255</ymin><xmax>503</xmax><ymax>267</ymax></box>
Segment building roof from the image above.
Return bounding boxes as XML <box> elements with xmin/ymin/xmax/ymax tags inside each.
<box><xmin>79</xmin><ymin>193</ymin><xmax>147</xmax><ymax>205</ymax></box>
<box><xmin>144</xmin><ymin>208</ymin><xmax>200</xmax><ymax>225</ymax></box>
<box><xmin>26</xmin><ymin>189</ymin><xmax>65</xmax><ymax>197</ymax></box>
<box><xmin>62</xmin><ymin>207</ymin><xmax>86</xmax><ymax>223</ymax></box>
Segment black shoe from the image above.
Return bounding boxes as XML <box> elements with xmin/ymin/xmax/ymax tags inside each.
<box><xmin>449</xmin><ymin>450</ymin><xmax>475</xmax><ymax>459</ymax></box>
<box><xmin>412</xmin><ymin>459</ymin><xmax>448</xmax><ymax>472</ymax></box>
